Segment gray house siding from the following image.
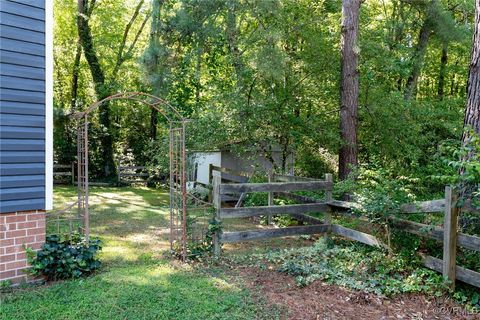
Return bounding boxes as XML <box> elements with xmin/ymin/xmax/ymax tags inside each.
<box><xmin>0</xmin><ymin>0</ymin><xmax>46</xmax><ymax>213</ymax></box>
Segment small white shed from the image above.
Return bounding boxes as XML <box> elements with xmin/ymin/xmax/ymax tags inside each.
<box><xmin>188</xmin><ymin>147</ymin><xmax>294</xmax><ymax>185</ymax></box>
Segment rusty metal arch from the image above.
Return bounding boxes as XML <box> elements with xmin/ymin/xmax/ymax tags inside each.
<box><xmin>75</xmin><ymin>92</ymin><xmax>184</xmax><ymax>122</ymax></box>
<box><xmin>73</xmin><ymin>92</ymin><xmax>188</xmax><ymax>260</ymax></box>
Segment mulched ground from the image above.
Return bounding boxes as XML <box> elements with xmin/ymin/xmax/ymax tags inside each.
<box><xmin>236</xmin><ymin>266</ymin><xmax>479</xmax><ymax>320</ymax></box>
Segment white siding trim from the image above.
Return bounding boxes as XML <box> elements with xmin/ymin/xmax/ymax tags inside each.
<box><xmin>44</xmin><ymin>0</ymin><xmax>53</xmax><ymax>210</ymax></box>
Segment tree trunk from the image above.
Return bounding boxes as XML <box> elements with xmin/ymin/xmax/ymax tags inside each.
<box><xmin>338</xmin><ymin>0</ymin><xmax>361</xmax><ymax>181</ymax></box>
<box><xmin>78</xmin><ymin>0</ymin><xmax>147</xmax><ymax>177</ymax></box>
<box><xmin>70</xmin><ymin>40</ymin><xmax>82</xmax><ymax>112</ymax></box>
<box><xmin>226</xmin><ymin>2</ymin><xmax>245</xmax><ymax>90</ymax></box>
<box><xmin>150</xmin><ymin>108</ymin><xmax>158</xmax><ymax>140</ymax></box>
<box><xmin>437</xmin><ymin>44</ymin><xmax>448</xmax><ymax>100</ymax></box>
<box><xmin>77</xmin><ymin>0</ymin><xmax>115</xmax><ymax>178</ymax></box>
<box><xmin>146</xmin><ymin>0</ymin><xmax>167</xmax><ymax>141</ymax></box>
<box><xmin>461</xmin><ymin>0</ymin><xmax>480</xmax><ymax>145</ymax></box>
<box><xmin>111</xmin><ymin>0</ymin><xmax>145</xmax><ymax>80</ymax></box>
<box><xmin>404</xmin><ymin>15</ymin><xmax>432</xmax><ymax>100</ymax></box>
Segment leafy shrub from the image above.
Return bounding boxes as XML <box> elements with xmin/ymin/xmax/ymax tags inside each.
<box><xmin>435</xmin><ymin>130</ymin><xmax>480</xmax><ymax>211</ymax></box>
<box><xmin>335</xmin><ymin>165</ymin><xmax>418</xmax><ymax>224</ymax></box>
<box><xmin>0</xmin><ymin>280</ymin><xmax>12</xmax><ymax>292</ymax></box>
<box><xmin>27</xmin><ymin>233</ymin><xmax>102</xmax><ymax>281</ymax></box>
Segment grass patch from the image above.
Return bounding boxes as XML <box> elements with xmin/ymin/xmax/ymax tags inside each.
<box><xmin>1</xmin><ymin>261</ymin><xmax>275</xmax><ymax>320</ymax></box>
<box><xmin>0</xmin><ymin>186</ymin><xmax>281</xmax><ymax>320</ymax></box>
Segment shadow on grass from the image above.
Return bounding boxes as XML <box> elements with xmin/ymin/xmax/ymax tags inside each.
<box><xmin>52</xmin><ymin>185</ymin><xmax>171</xmax><ymax>240</ymax></box>
<box><xmin>0</xmin><ymin>261</ymin><xmax>281</xmax><ymax>320</ymax></box>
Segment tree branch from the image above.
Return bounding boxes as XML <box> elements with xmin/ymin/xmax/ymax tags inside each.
<box><xmin>112</xmin><ymin>0</ymin><xmax>145</xmax><ymax>78</ymax></box>
<box><xmin>125</xmin><ymin>10</ymin><xmax>151</xmax><ymax>60</ymax></box>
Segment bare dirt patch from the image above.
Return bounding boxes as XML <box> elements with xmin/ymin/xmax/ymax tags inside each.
<box><xmin>236</xmin><ymin>266</ymin><xmax>478</xmax><ymax>320</ymax></box>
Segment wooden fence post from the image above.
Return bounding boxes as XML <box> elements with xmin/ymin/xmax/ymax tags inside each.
<box><xmin>208</xmin><ymin>163</ymin><xmax>214</xmax><ymax>184</ymax></box>
<box><xmin>212</xmin><ymin>172</ymin><xmax>222</xmax><ymax>257</ymax></box>
<box><xmin>443</xmin><ymin>185</ymin><xmax>459</xmax><ymax>289</ymax></box>
<box><xmin>117</xmin><ymin>159</ymin><xmax>121</xmax><ymax>186</ymax></box>
<box><xmin>324</xmin><ymin>173</ymin><xmax>333</xmax><ymax>240</ymax></box>
<box><xmin>71</xmin><ymin>162</ymin><xmax>75</xmax><ymax>185</ymax></box>
<box><xmin>208</xmin><ymin>164</ymin><xmax>214</xmax><ymax>203</ymax></box>
<box><xmin>268</xmin><ymin>170</ymin><xmax>274</xmax><ymax>225</ymax></box>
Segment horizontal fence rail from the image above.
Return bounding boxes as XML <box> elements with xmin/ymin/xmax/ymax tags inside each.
<box><xmin>389</xmin><ymin>217</ymin><xmax>480</xmax><ymax>252</ymax></box>
<box><xmin>212</xmin><ymin>172</ymin><xmax>333</xmax><ymax>254</ymax></box>
<box><xmin>399</xmin><ymin>199</ymin><xmax>445</xmax><ymax>213</ymax></box>
<box><xmin>221</xmin><ymin>224</ymin><xmax>329</xmax><ymax>243</ymax></box>
<box><xmin>328</xmin><ymin>201</ymin><xmax>480</xmax><ymax>253</ymax></box>
<box><xmin>53</xmin><ymin>163</ymin><xmax>75</xmax><ymax>184</ymax></box>
<box><xmin>332</xmin><ymin>224</ymin><xmax>387</xmax><ymax>248</ymax></box>
<box><xmin>118</xmin><ymin>165</ymin><xmax>150</xmax><ymax>184</ymax></box>
<box><xmin>423</xmin><ymin>256</ymin><xmax>480</xmax><ymax>289</ymax></box>
<box><xmin>219</xmin><ymin>203</ymin><xmax>329</xmax><ymax>219</ymax></box>
<box><xmin>220</xmin><ymin>181</ymin><xmax>333</xmax><ymax>194</ymax></box>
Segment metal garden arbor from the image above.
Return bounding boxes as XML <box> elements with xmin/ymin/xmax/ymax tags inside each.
<box><xmin>73</xmin><ymin>92</ymin><xmax>189</xmax><ymax>260</ymax></box>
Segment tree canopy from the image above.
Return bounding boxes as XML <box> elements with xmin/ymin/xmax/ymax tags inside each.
<box><xmin>53</xmin><ymin>0</ymin><xmax>477</xmax><ymax>192</ymax></box>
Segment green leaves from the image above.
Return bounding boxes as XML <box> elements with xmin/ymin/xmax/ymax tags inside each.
<box><xmin>27</xmin><ymin>233</ymin><xmax>102</xmax><ymax>281</ymax></box>
<box><xmin>435</xmin><ymin>129</ymin><xmax>480</xmax><ymax>210</ymax></box>
<box><xmin>262</xmin><ymin>238</ymin><xmax>448</xmax><ymax>296</ymax></box>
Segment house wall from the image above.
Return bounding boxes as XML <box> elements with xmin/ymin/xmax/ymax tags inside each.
<box><xmin>0</xmin><ymin>0</ymin><xmax>52</xmax><ymax>213</ymax></box>
<box><xmin>0</xmin><ymin>0</ymin><xmax>53</xmax><ymax>284</ymax></box>
<box><xmin>0</xmin><ymin>210</ymin><xmax>45</xmax><ymax>284</ymax></box>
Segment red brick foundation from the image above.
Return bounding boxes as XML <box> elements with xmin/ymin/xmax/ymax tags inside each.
<box><xmin>0</xmin><ymin>210</ymin><xmax>46</xmax><ymax>284</ymax></box>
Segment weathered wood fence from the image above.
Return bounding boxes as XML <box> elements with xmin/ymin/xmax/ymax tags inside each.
<box><xmin>211</xmin><ymin>169</ymin><xmax>480</xmax><ymax>289</ymax></box>
<box><xmin>328</xmin><ymin>187</ymin><xmax>480</xmax><ymax>290</ymax></box>
<box><xmin>211</xmin><ymin>172</ymin><xmax>333</xmax><ymax>255</ymax></box>
<box><xmin>53</xmin><ymin>163</ymin><xmax>75</xmax><ymax>184</ymax></box>
<box><xmin>117</xmin><ymin>165</ymin><xmax>150</xmax><ymax>185</ymax></box>
<box><xmin>208</xmin><ymin>164</ymin><xmax>251</xmax><ymax>203</ymax></box>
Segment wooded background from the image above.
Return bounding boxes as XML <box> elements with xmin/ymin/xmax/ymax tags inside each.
<box><xmin>53</xmin><ymin>0</ymin><xmax>478</xmax><ymax>196</ymax></box>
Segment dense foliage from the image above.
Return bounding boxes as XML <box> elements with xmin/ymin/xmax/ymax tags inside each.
<box><xmin>53</xmin><ymin>0</ymin><xmax>476</xmax><ymax>188</ymax></box>
<box><xmin>50</xmin><ymin>0</ymin><xmax>478</xmax><ymax>306</ymax></box>
<box><xmin>27</xmin><ymin>234</ymin><xmax>102</xmax><ymax>281</ymax></box>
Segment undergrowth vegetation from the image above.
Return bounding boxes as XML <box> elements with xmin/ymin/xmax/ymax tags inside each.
<box><xmin>259</xmin><ymin>239</ymin><xmax>447</xmax><ymax>296</ymax></box>
<box><xmin>234</xmin><ymin>238</ymin><xmax>480</xmax><ymax>310</ymax></box>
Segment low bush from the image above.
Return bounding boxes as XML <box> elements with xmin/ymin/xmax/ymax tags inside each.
<box><xmin>27</xmin><ymin>233</ymin><xmax>102</xmax><ymax>281</ymax></box>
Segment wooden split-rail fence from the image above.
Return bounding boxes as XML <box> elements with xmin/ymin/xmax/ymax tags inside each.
<box><xmin>117</xmin><ymin>165</ymin><xmax>150</xmax><ymax>185</ymax></box>
<box><xmin>328</xmin><ymin>188</ymin><xmax>480</xmax><ymax>290</ymax></box>
<box><xmin>210</xmin><ymin>168</ymin><xmax>480</xmax><ymax>290</ymax></box>
<box><xmin>211</xmin><ymin>170</ymin><xmax>334</xmax><ymax>253</ymax></box>
<box><xmin>53</xmin><ymin>163</ymin><xmax>75</xmax><ymax>185</ymax></box>
<box><xmin>207</xmin><ymin>164</ymin><xmax>250</xmax><ymax>204</ymax></box>
<box><xmin>54</xmin><ymin>162</ymin><xmax>155</xmax><ymax>186</ymax></box>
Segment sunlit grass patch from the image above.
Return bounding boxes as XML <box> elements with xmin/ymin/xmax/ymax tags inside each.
<box><xmin>1</xmin><ymin>262</ymin><xmax>274</xmax><ymax>320</ymax></box>
<box><xmin>1</xmin><ymin>186</ymin><xmax>281</xmax><ymax>320</ymax></box>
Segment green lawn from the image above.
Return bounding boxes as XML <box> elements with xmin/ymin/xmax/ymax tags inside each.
<box><xmin>0</xmin><ymin>187</ymin><xmax>279</xmax><ymax>320</ymax></box>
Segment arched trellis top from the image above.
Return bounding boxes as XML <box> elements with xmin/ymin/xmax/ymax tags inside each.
<box><xmin>72</xmin><ymin>92</ymin><xmax>190</xmax><ymax>260</ymax></box>
<box><xmin>72</xmin><ymin>92</ymin><xmax>186</xmax><ymax>123</ymax></box>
